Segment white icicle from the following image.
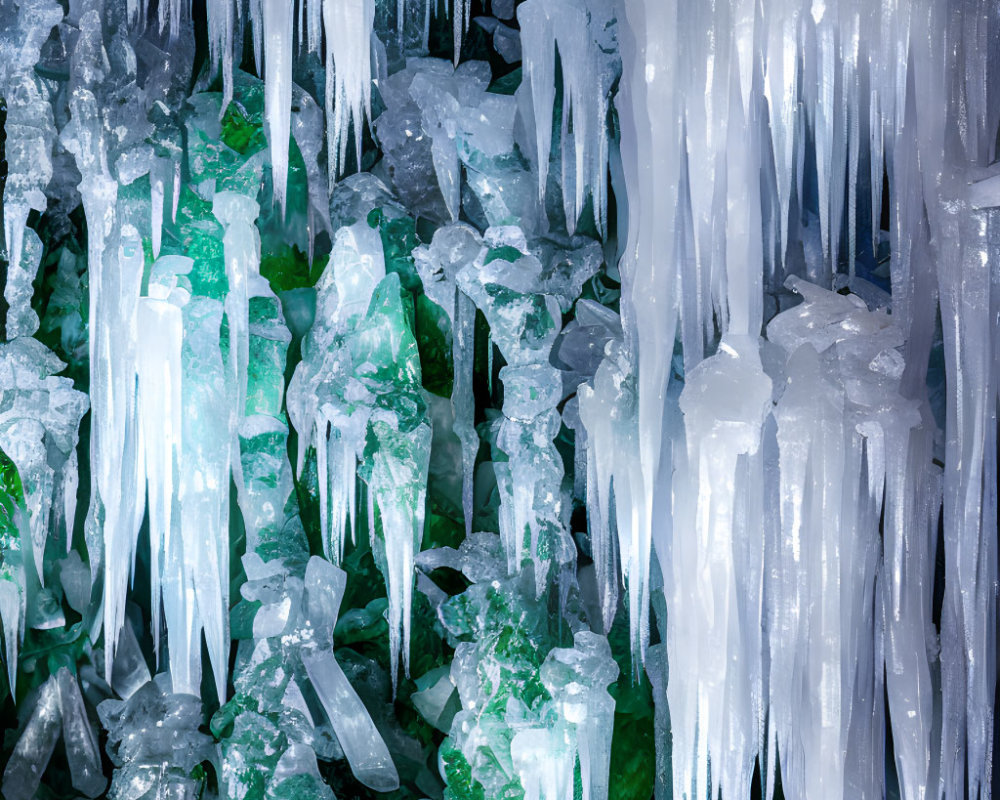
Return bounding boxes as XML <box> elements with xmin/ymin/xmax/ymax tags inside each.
<box><xmin>263</xmin><ymin>0</ymin><xmax>294</xmax><ymax>212</ymax></box>
<box><xmin>323</xmin><ymin>0</ymin><xmax>376</xmax><ymax>184</ymax></box>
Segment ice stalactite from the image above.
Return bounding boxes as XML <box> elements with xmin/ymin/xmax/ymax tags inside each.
<box><xmin>353</xmin><ymin>270</ymin><xmax>432</xmax><ymax>688</ymax></box>
<box><xmin>577</xmin><ymin>341</ymin><xmax>641</xmax><ymax>639</ymax></box>
<box><xmin>60</xmin><ymin>9</ymin><xmax>151</xmax><ymax>682</ymax></box>
<box><xmin>288</xmin><ymin>220</ymin><xmax>386</xmax><ymax>565</ymax></box>
<box><xmin>582</xmin><ymin>0</ymin><xmax>681</xmax><ymax>674</ymax></box>
<box><xmin>452</xmin><ymin>0</ymin><xmax>470</xmax><ymax>65</ymax></box>
<box><xmin>291</xmin><ymin>85</ymin><xmax>335</xmax><ymax>260</ymax></box>
<box><xmin>0</xmin><ymin>295</ymin><xmax>88</xmax><ymax>601</ymax></box>
<box><xmin>207</xmin><ymin>0</ymin><xmax>237</xmax><ymax>113</ymax></box>
<box><xmin>324</xmin><ymin>0</ymin><xmax>376</xmax><ymax>184</ymax></box>
<box><xmin>175</xmin><ymin>295</ymin><xmax>232</xmax><ymax>700</ymax></box>
<box><xmin>763</xmin><ymin>278</ymin><xmax>916</xmax><ymax>799</ymax></box>
<box><xmin>263</xmin><ymin>0</ymin><xmax>294</xmax><ymax>212</ymax></box>
<box><xmin>214</xmin><ymin>190</ymin><xmax>262</xmax><ymax>493</ymax></box>
<box><xmin>414</xmin><ymin>223</ymin><xmax>484</xmax><ymax>536</ymax></box>
<box><xmin>904</xmin><ymin>5</ymin><xmax>999</xmax><ymax>795</ymax></box>
<box><xmin>135</xmin><ymin>255</ymin><xmax>190</xmax><ymax>667</ymax></box>
<box><xmin>517</xmin><ymin>0</ymin><xmax>618</xmax><ymax>236</ymax></box>
<box><xmin>0</xmin><ymin>445</ymin><xmax>28</xmax><ymax>696</ymax></box>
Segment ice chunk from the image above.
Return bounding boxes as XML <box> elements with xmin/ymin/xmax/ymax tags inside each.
<box><xmin>56</xmin><ymin>666</ymin><xmax>106</xmax><ymax>798</ymax></box>
<box><xmin>1</xmin><ymin>676</ymin><xmax>62</xmax><ymax>800</ymax></box>
<box><xmin>301</xmin><ymin>556</ymin><xmax>400</xmax><ymax>791</ymax></box>
<box><xmin>98</xmin><ymin>673</ymin><xmax>215</xmax><ymax>799</ymax></box>
<box><xmin>111</xmin><ymin>618</ymin><xmax>151</xmax><ymax>700</ymax></box>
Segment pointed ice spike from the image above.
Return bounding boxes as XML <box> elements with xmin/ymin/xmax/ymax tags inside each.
<box><xmin>324</xmin><ymin>0</ymin><xmax>376</xmax><ymax>184</ymax></box>
<box><xmin>263</xmin><ymin>0</ymin><xmax>294</xmax><ymax>212</ymax></box>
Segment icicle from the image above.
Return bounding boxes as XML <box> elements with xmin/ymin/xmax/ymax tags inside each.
<box><xmin>150</xmin><ymin>159</ymin><xmax>168</xmax><ymax>259</ymax></box>
<box><xmin>452</xmin><ymin>0</ymin><xmax>469</xmax><ymax>65</ymax></box>
<box><xmin>323</xmin><ymin>0</ymin><xmax>376</xmax><ymax>185</ymax></box>
<box><xmin>100</xmin><ymin>224</ymin><xmax>146</xmax><ymax>683</ymax></box>
<box><xmin>412</xmin><ymin>224</ymin><xmax>484</xmax><ymax>538</ymax></box>
<box><xmin>136</xmin><ymin>255</ymin><xmax>191</xmax><ymax>665</ymax></box>
<box><xmin>176</xmin><ymin>296</ymin><xmax>232</xmax><ymax>701</ymax></box>
<box><xmin>453</xmin><ymin>291</ymin><xmax>477</xmax><ymax>537</ymax></box>
<box><xmin>207</xmin><ymin>0</ymin><xmax>236</xmax><ymax>114</ymax></box>
<box><xmin>263</xmin><ymin>0</ymin><xmax>294</xmax><ymax>212</ymax></box>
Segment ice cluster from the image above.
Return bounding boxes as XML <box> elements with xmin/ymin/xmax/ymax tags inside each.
<box><xmin>0</xmin><ymin>0</ymin><xmax>997</xmax><ymax>799</ymax></box>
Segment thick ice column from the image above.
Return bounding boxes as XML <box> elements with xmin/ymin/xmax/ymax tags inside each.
<box><xmin>903</xmin><ymin>4</ymin><xmax>998</xmax><ymax>795</ymax></box>
<box><xmin>667</xmin><ymin>336</ymin><xmax>770</xmax><ymax>800</ymax></box>
<box><xmin>763</xmin><ymin>278</ymin><xmax>917</xmax><ymax>800</ymax></box>
<box><xmin>612</xmin><ymin>0</ymin><xmax>681</xmax><ymax>672</ymax></box>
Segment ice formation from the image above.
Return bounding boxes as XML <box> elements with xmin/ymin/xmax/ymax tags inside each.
<box><xmin>2</xmin><ymin>0</ymin><xmax>1000</xmax><ymax>798</ymax></box>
